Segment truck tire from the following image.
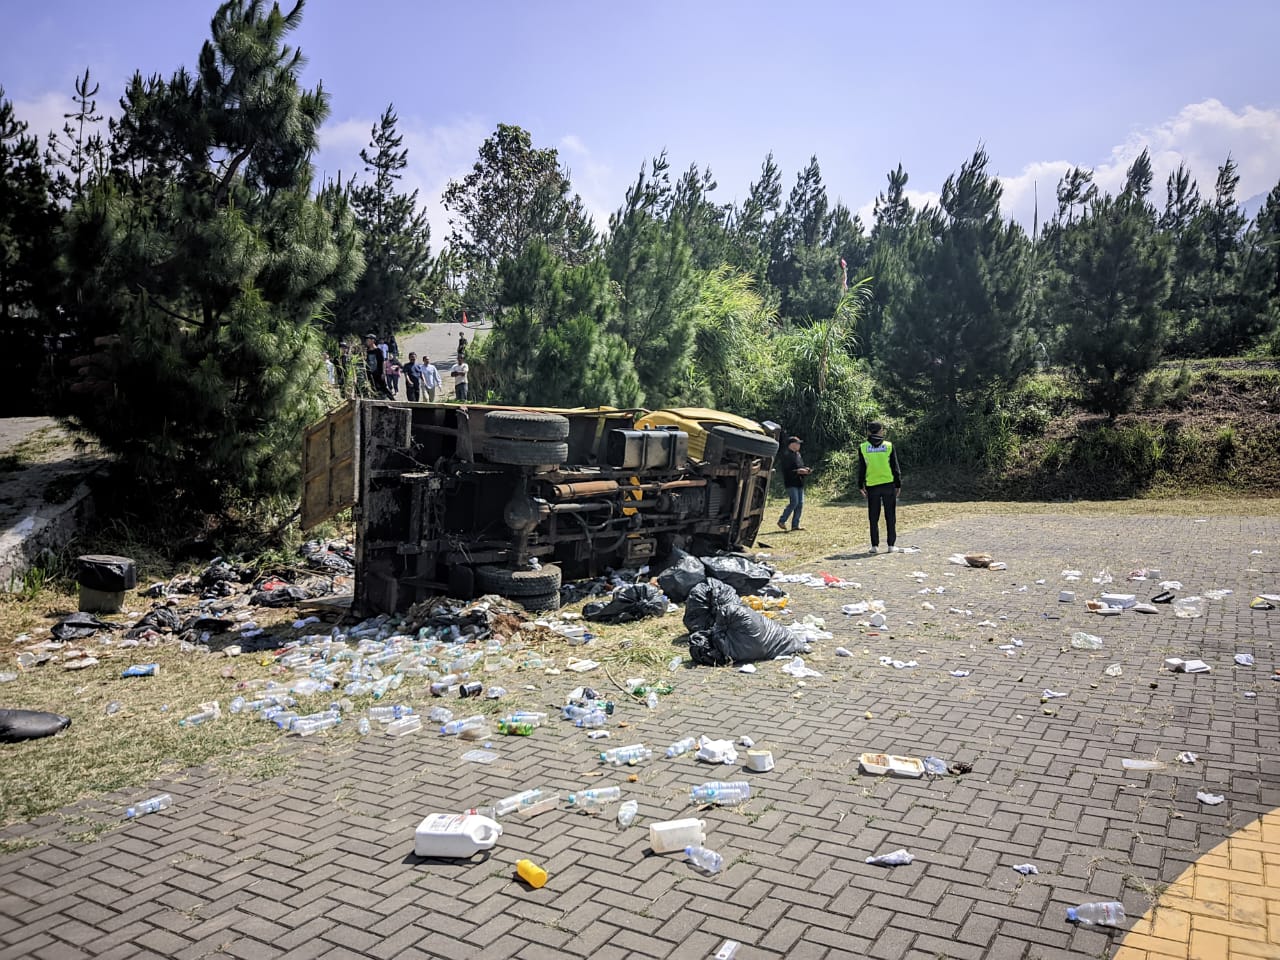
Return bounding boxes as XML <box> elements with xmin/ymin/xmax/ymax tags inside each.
<box><xmin>483</xmin><ymin>438</ymin><xmax>569</xmax><ymax>467</ymax></box>
<box><xmin>709</xmin><ymin>425</ymin><xmax>778</xmax><ymax>459</ymax></box>
<box><xmin>475</xmin><ymin>564</ymin><xmax>562</xmax><ymax>597</ymax></box>
<box><xmin>517</xmin><ymin>590</ymin><xmax>561</xmax><ymax>613</ymax></box>
<box><xmin>485</xmin><ymin>410</ymin><xmax>570</xmax><ymax>441</ymax></box>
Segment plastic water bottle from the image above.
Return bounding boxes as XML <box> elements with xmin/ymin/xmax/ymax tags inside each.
<box><xmin>428</xmin><ymin>706</ymin><xmax>454</xmax><ymax>723</ymax></box>
<box><xmin>367</xmin><ymin>705</ymin><xmax>415</xmax><ymax>721</ymax></box>
<box><xmin>126</xmin><ymin>794</ymin><xmax>172</xmax><ymax>818</ymax></box>
<box><xmin>562</xmin><ymin>704</ymin><xmax>594</xmax><ymax>721</ymax></box>
<box><xmin>574</xmin><ymin>710</ymin><xmax>607</xmax><ymax>729</ymax></box>
<box><xmin>617</xmin><ymin>799</ymin><xmax>638</xmax><ymax>827</ymax></box>
<box><xmin>440</xmin><ymin>715</ymin><xmax>486</xmax><ymax>736</ymax></box>
<box><xmin>646</xmin><ymin>690</ymin><xmax>659</xmax><ymax>710</ymax></box>
<box><xmin>292</xmin><ymin>715</ymin><xmax>341</xmax><ymax>736</ymax></box>
<box><xmin>685</xmin><ymin>846</ymin><xmax>724</xmax><ymax>874</ymax></box>
<box><xmin>485</xmin><ymin>686</ymin><xmax>507</xmax><ymax>699</ymax></box>
<box><xmin>494</xmin><ymin>789</ymin><xmax>542</xmax><ymax>817</ymax></box>
<box><xmin>497</xmin><ymin>719</ymin><xmax>534</xmax><ymax>736</ymax></box>
<box><xmin>600</xmin><ymin>744</ymin><xmax>651</xmax><ymax>766</ymax></box>
<box><xmin>1066</xmin><ymin>901</ymin><xmax>1126</xmax><ymax>927</ymax></box>
<box><xmin>179</xmin><ymin>705</ymin><xmax>220</xmax><ymax>727</ymax></box>
<box><xmin>357</xmin><ymin>717</ymin><xmax>371</xmax><ymax>735</ymax></box>
<box><xmin>386</xmin><ymin>715</ymin><xmax>423</xmax><ymax>737</ymax></box>
<box><xmin>510</xmin><ymin>711</ymin><xmax>547</xmax><ymax>727</ymax></box>
<box><xmin>666</xmin><ymin>736</ymin><xmax>697</xmax><ymax>758</ymax></box>
<box><xmin>690</xmin><ymin>781</ymin><xmax>751</xmax><ymax>805</ymax></box>
<box><xmin>568</xmin><ymin>786</ymin><xmax>621</xmax><ymax>808</ymax></box>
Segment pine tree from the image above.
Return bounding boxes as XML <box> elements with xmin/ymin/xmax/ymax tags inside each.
<box><xmin>1193</xmin><ymin>157</ymin><xmax>1249</xmax><ymax>354</ymax></box>
<box><xmin>876</xmin><ymin>148</ymin><xmax>1031</xmax><ymax>415</ymax></box>
<box><xmin>670</xmin><ymin>163</ymin><xmax>731</xmax><ymax>271</ymax></box>
<box><xmin>1238</xmin><ymin>180</ymin><xmax>1280</xmax><ymax>352</ymax></box>
<box><xmin>58</xmin><ymin>0</ymin><xmax>362</xmax><ymax>519</ymax></box>
<box><xmin>727</xmin><ymin>153</ymin><xmax>781</xmax><ymax>283</ymax></box>
<box><xmin>44</xmin><ymin>68</ymin><xmax>106</xmax><ymax>203</ymax></box>
<box><xmin>0</xmin><ymin>89</ymin><xmax>61</xmax><ymax>414</ymax></box>
<box><xmin>328</xmin><ymin>105</ymin><xmax>436</xmax><ymax>342</ymax></box>
<box><xmin>1158</xmin><ymin>162</ymin><xmax>1205</xmax><ymax>355</ymax></box>
<box><xmin>1052</xmin><ymin>154</ymin><xmax>1170</xmax><ymax>417</ymax></box>
<box><xmin>604</xmin><ymin>153</ymin><xmax>698</xmax><ymax>406</ymax></box>
<box><xmin>769</xmin><ymin>156</ymin><xmax>831</xmax><ymax>319</ymax></box>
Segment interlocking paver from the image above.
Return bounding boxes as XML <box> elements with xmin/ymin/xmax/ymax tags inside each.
<box><xmin>2</xmin><ymin>510</ymin><xmax>1278</xmax><ymax>957</ymax></box>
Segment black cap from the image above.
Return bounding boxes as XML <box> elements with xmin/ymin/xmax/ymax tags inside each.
<box><xmin>787</xmin><ymin>436</ymin><xmax>802</xmax><ymax>444</ymax></box>
<box><xmin>868</xmin><ymin>422</ymin><xmax>883</xmax><ymax>434</ymax></box>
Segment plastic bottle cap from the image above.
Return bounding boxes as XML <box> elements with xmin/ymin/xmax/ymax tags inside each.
<box><xmin>1066</xmin><ymin>908</ymin><xmax>1078</xmax><ymax>922</ymax></box>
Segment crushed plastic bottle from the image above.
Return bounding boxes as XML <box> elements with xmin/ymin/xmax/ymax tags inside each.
<box><xmin>440</xmin><ymin>715</ymin><xmax>486</xmax><ymax>736</ymax></box>
<box><xmin>568</xmin><ymin>786</ymin><xmax>621</xmax><ymax>809</ymax></box>
<box><xmin>126</xmin><ymin>793</ymin><xmax>172</xmax><ymax>818</ymax></box>
<box><xmin>617</xmin><ymin>799</ymin><xmax>638</xmax><ymax>827</ymax></box>
<box><xmin>1069</xmin><ymin>632</ymin><xmax>1103</xmax><ymax>650</ymax></box>
<box><xmin>385</xmin><ymin>715</ymin><xmax>422</xmax><ymax>737</ymax></box>
<box><xmin>357</xmin><ymin>717</ymin><xmax>371</xmax><ymax>735</ymax></box>
<box><xmin>685</xmin><ymin>845</ymin><xmax>723</xmax><ymax>874</ymax></box>
<box><xmin>1066</xmin><ymin>901</ymin><xmax>1126</xmax><ymax>927</ymax></box>
<box><xmin>494</xmin><ymin>788</ymin><xmax>543</xmax><ymax>817</ymax></box>
<box><xmin>600</xmin><ymin>743</ymin><xmax>650</xmax><ymax>765</ymax></box>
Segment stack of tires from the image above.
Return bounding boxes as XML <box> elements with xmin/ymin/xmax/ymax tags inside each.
<box><xmin>474</xmin><ymin>564</ymin><xmax>562</xmax><ymax>613</ymax></box>
<box><xmin>483</xmin><ymin>410</ymin><xmax>570</xmax><ymax>468</ymax></box>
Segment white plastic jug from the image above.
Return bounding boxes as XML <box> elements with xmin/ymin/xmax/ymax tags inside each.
<box><xmin>413</xmin><ymin>814</ymin><xmax>502</xmax><ymax>858</ymax></box>
<box><xmin>649</xmin><ymin>817</ymin><xmax>706</xmax><ymax>854</ymax></box>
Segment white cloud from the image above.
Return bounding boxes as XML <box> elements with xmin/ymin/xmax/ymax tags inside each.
<box><xmin>557</xmin><ymin>133</ymin><xmax>620</xmax><ymax>231</ymax></box>
<box><xmin>997</xmin><ymin>99</ymin><xmax>1280</xmax><ymax>228</ymax></box>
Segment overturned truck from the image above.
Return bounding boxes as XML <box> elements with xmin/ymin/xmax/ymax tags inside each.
<box><xmin>302</xmin><ymin>400</ymin><xmax>780</xmax><ymax>615</ymax></box>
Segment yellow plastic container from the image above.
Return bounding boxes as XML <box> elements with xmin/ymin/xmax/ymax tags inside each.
<box><xmin>516</xmin><ymin>858</ymin><xmax>548</xmax><ymax>888</ymax></box>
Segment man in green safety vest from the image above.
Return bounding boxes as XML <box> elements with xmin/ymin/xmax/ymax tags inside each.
<box><xmin>857</xmin><ymin>421</ymin><xmax>903</xmax><ymax>553</ymax></box>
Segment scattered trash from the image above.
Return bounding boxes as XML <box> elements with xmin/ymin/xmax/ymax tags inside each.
<box><xmin>1196</xmin><ymin>791</ymin><xmax>1225</xmax><ymax>806</ymax></box>
<box><xmin>1165</xmin><ymin>658</ymin><xmax>1211</xmax><ymax>674</ymax></box>
<box><xmin>649</xmin><ymin>817</ymin><xmax>707</xmax><ymax>854</ymax></box>
<box><xmin>583</xmin><ymin>584</ymin><xmax>669</xmax><ymax>624</ymax></box>
<box><xmin>781</xmin><ymin>657</ymin><xmax>822</xmax><ymax>678</ymax></box>
<box><xmin>1069</xmin><ymin>632</ymin><xmax>1103</xmax><ymax>650</ymax></box>
<box><xmin>1121</xmin><ymin>759</ymin><xmax>1166</xmax><ymax>771</ymax></box>
<box><xmin>125</xmin><ymin>793</ymin><xmax>172</xmax><ymax>819</ymax></box>
<box><xmin>515</xmin><ymin>857</ymin><xmax>548</xmax><ymax>888</ymax></box>
<box><xmin>859</xmin><ymin>753</ymin><xmax>924</xmax><ymax>777</ymax></box>
<box><xmin>963</xmin><ymin>554</ymin><xmax>993</xmax><ymax>568</ymax></box>
<box><xmin>413</xmin><ymin>813</ymin><xmax>502</xmax><ymax>858</ymax></box>
<box><xmin>1091</xmin><ymin>569</ymin><xmax>1114</xmax><ymax>585</ymax></box>
<box><xmin>1176</xmin><ymin>752</ymin><xmax>1197</xmax><ymax>763</ymax></box>
<box><xmin>1041</xmin><ymin>689</ymin><xmax>1068</xmax><ymax>700</ymax></box>
<box><xmin>1251</xmin><ymin>597</ymin><xmax>1276</xmax><ymax>610</ymax></box>
<box><xmin>1067</xmin><ymin>901</ymin><xmax>1126</xmax><ymax>927</ymax></box>
<box><xmin>1132</xmin><ymin>603</ymin><xmax>1159</xmax><ymax>614</ymax></box>
<box><xmin>1011</xmin><ymin>863</ymin><xmax>1039</xmax><ymax>875</ymax></box>
<box><xmin>713</xmin><ymin>940</ymin><xmax>741</xmax><ymax>960</ymax></box>
<box><xmin>685</xmin><ymin>845</ymin><xmax>724</xmax><ymax>874</ymax></box>
<box><xmin>1103</xmin><ymin>664</ymin><xmax>1123</xmax><ymax>678</ymax></box>
<box><xmin>737</xmin><ymin>664</ymin><xmax>756</xmax><ymax>674</ymax></box>
<box><xmin>745</xmin><ymin>749</ymin><xmax>775</xmax><ymax>772</ymax></box>
<box><xmin>1202</xmin><ymin>589</ymin><xmax>1232</xmax><ymax>600</ymax></box>
<box><xmin>617</xmin><ymin>799</ymin><xmax>638</xmax><ymax>827</ymax></box>
<box><xmin>1058</xmin><ymin>590</ymin><xmax>1075</xmax><ymax>603</ymax></box>
<box><xmin>923</xmin><ymin>757</ymin><xmax>947</xmax><ymax>776</ymax></box>
<box><xmin>1235</xmin><ymin>653</ymin><xmax>1255</xmax><ymax>667</ymax></box>
<box><xmin>949</xmin><ymin>669</ymin><xmax>971</xmax><ymax>678</ymax></box>
<box><xmin>690</xmin><ymin>781</ymin><xmax>751</xmax><ymax>804</ymax></box>
<box><xmin>865</xmin><ymin>848</ymin><xmax>914</xmax><ymax>866</ymax></box>
<box><xmin>685</xmin><ymin>580</ymin><xmax>805</xmax><ymax>666</ymax></box>
<box><xmin>834</xmin><ymin>647</ymin><xmax>853</xmax><ymax>657</ymax></box>
<box><xmin>1173</xmin><ymin>597</ymin><xmax>1205</xmax><ymax>619</ymax></box>
<box><xmin>695</xmin><ymin>737</ymin><xmax>738</xmax><ymax>765</ymax></box>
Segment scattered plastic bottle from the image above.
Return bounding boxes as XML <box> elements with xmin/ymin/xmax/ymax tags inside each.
<box><xmin>498</xmin><ymin>719</ymin><xmax>534</xmax><ymax>736</ymax></box>
<box><xmin>367</xmin><ymin>704</ymin><xmax>415</xmax><ymax>721</ymax></box>
<box><xmin>574</xmin><ymin>710</ymin><xmax>607</xmax><ymax>729</ymax></box>
<box><xmin>428</xmin><ymin>706</ymin><xmax>454</xmax><ymax>723</ymax></box>
<box><xmin>666</xmin><ymin>736</ymin><xmax>697</xmax><ymax>758</ymax></box>
<box><xmin>690</xmin><ymin>781</ymin><xmax>751</xmax><ymax>805</ymax></box>
<box><xmin>464</xmin><ymin>805</ymin><xmax>498</xmax><ymax>819</ymax></box>
<box><xmin>485</xmin><ymin>686</ymin><xmax>507</xmax><ymax>699</ymax></box>
<box><xmin>386</xmin><ymin>715</ymin><xmax>423</xmax><ymax>737</ymax></box>
<box><xmin>510</xmin><ymin>711</ymin><xmax>547</xmax><ymax>727</ymax></box>
<box><xmin>568</xmin><ymin>786</ymin><xmax>621</xmax><ymax>808</ymax></box>
<box><xmin>1066</xmin><ymin>901</ymin><xmax>1127</xmax><ymax>927</ymax></box>
<box><xmin>179</xmin><ymin>705</ymin><xmax>220</xmax><ymax>727</ymax></box>
<box><xmin>600</xmin><ymin>743</ymin><xmax>651</xmax><ymax>766</ymax></box>
<box><xmin>440</xmin><ymin>715</ymin><xmax>486</xmax><ymax>736</ymax></box>
<box><xmin>494</xmin><ymin>789</ymin><xmax>543</xmax><ymax>817</ymax></box>
<box><xmin>292</xmin><ymin>715</ymin><xmax>341</xmax><ymax>736</ymax></box>
<box><xmin>617</xmin><ymin>799</ymin><xmax>638</xmax><ymax>827</ymax></box>
<box><xmin>646</xmin><ymin>690</ymin><xmax>659</xmax><ymax>710</ymax></box>
<box><xmin>104</xmin><ymin>700</ymin><xmax>122</xmax><ymax>716</ymax></box>
<box><xmin>357</xmin><ymin>717</ymin><xmax>371</xmax><ymax>735</ymax></box>
<box><xmin>685</xmin><ymin>846</ymin><xmax>723</xmax><ymax>874</ymax></box>
<box><xmin>126</xmin><ymin>794</ymin><xmax>172</xmax><ymax>818</ymax></box>
<box><xmin>1069</xmin><ymin>632</ymin><xmax>1103</xmax><ymax>650</ymax></box>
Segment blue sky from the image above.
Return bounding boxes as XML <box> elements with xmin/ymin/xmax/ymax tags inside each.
<box><xmin>4</xmin><ymin>0</ymin><xmax>1279</xmax><ymax>240</ymax></box>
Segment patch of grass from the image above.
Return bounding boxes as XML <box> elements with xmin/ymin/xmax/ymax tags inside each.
<box><xmin>0</xmin><ymin>837</ymin><xmax>43</xmax><ymax>854</ymax></box>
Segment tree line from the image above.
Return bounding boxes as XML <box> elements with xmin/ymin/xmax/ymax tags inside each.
<box><xmin>1</xmin><ymin>0</ymin><xmax>1277</xmax><ymax>529</ymax></box>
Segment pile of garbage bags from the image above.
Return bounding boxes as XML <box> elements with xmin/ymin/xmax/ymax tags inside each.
<box><xmin>684</xmin><ymin>579</ymin><xmax>806</xmax><ymax>667</ymax></box>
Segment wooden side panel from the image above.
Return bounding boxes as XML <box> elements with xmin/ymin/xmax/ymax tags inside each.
<box><xmin>301</xmin><ymin>401</ymin><xmax>358</xmax><ymax>530</ymax></box>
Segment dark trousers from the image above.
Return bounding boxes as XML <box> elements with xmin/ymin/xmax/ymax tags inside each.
<box><xmin>455</xmin><ymin>382</ymin><xmax>469</xmax><ymax>401</ymax></box>
<box><xmin>405</xmin><ymin>381</ymin><xmax>421</xmax><ymax>402</ymax></box>
<box><xmin>867</xmin><ymin>483</ymin><xmax>897</xmax><ymax>547</ymax></box>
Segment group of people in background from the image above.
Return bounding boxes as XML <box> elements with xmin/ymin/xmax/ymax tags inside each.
<box><xmin>328</xmin><ymin>331</ymin><xmax>469</xmax><ymax>402</ymax></box>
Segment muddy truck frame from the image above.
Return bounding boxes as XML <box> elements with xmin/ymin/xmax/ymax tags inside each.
<box><xmin>302</xmin><ymin>400</ymin><xmax>781</xmax><ymax>615</ymax></box>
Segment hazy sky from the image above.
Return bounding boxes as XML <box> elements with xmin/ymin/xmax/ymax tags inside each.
<box><xmin>4</xmin><ymin>0</ymin><xmax>1279</xmax><ymax>240</ymax></box>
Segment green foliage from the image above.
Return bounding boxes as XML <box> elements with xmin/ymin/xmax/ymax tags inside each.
<box><xmin>328</xmin><ymin>105</ymin><xmax>438</xmax><ymax>342</ymax></box>
<box><xmin>480</xmin><ymin>241</ymin><xmax>641</xmax><ymax>407</ymax></box>
<box><xmin>0</xmin><ymin>88</ymin><xmax>61</xmax><ymax>414</ymax></box>
<box><xmin>1048</xmin><ymin>151</ymin><xmax>1170</xmax><ymax>418</ymax></box>
<box><xmin>442</xmin><ymin>124</ymin><xmax>596</xmax><ymax>312</ymax></box>
<box><xmin>605</xmin><ymin>154</ymin><xmax>698</xmax><ymax>406</ymax></box>
<box><xmin>684</xmin><ymin>266</ymin><xmax>778</xmax><ymax>411</ymax></box>
<box><xmin>58</xmin><ymin>0</ymin><xmax>362</xmax><ymax>522</ymax></box>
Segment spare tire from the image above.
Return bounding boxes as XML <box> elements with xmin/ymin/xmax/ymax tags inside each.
<box><xmin>485</xmin><ymin>410</ymin><xmax>570</xmax><ymax>441</ymax></box>
<box><xmin>710</xmin><ymin>425</ymin><xmax>778</xmax><ymax>459</ymax></box>
<box><xmin>517</xmin><ymin>590</ymin><xmax>561</xmax><ymax>613</ymax></box>
<box><xmin>475</xmin><ymin>564</ymin><xmax>563</xmax><ymax>597</ymax></box>
<box><xmin>483</xmin><ymin>438</ymin><xmax>569</xmax><ymax>467</ymax></box>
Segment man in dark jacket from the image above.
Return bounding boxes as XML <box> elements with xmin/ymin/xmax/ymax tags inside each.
<box><xmin>857</xmin><ymin>422</ymin><xmax>902</xmax><ymax>552</ymax></box>
<box><xmin>776</xmin><ymin>436</ymin><xmax>812</xmax><ymax>531</ymax></box>
<box><xmin>363</xmin><ymin>333</ymin><xmax>394</xmax><ymax>400</ymax></box>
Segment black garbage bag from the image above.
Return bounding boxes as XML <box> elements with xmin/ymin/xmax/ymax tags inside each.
<box><xmin>130</xmin><ymin>606</ymin><xmax>183</xmax><ymax>635</ymax></box>
<box><xmin>656</xmin><ymin>550</ymin><xmax>706</xmax><ymax>603</ymax></box>
<box><xmin>0</xmin><ymin>709</ymin><xmax>71</xmax><ymax>743</ymax></box>
<box><xmin>682</xmin><ymin>578</ymin><xmax>740</xmax><ymax>634</ymax></box>
<box><xmin>699</xmin><ymin>555</ymin><xmax>775</xmax><ymax>595</ymax></box>
<box><xmin>76</xmin><ymin>554</ymin><xmax>137</xmax><ymax>592</ymax></box>
<box><xmin>51</xmin><ymin>612</ymin><xmax>113</xmax><ymax>641</ymax></box>
<box><xmin>250</xmin><ymin>585</ymin><xmax>311</xmax><ymax>607</ymax></box>
<box><xmin>687</xmin><ymin>601</ymin><xmax>805</xmax><ymax>666</ymax></box>
<box><xmin>583</xmin><ymin>584</ymin><xmax>668</xmax><ymax>624</ymax></box>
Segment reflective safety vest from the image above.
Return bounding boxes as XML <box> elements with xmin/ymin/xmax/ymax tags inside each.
<box><xmin>861</xmin><ymin>440</ymin><xmax>894</xmax><ymax>486</ymax></box>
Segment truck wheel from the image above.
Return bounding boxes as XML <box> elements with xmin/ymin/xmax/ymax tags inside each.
<box><xmin>709</xmin><ymin>425</ymin><xmax>779</xmax><ymax>459</ymax></box>
<box><xmin>485</xmin><ymin>410</ymin><xmax>570</xmax><ymax>441</ymax></box>
<box><xmin>475</xmin><ymin>564</ymin><xmax>562</xmax><ymax>597</ymax></box>
<box><xmin>483</xmin><ymin>438</ymin><xmax>569</xmax><ymax>467</ymax></box>
<box><xmin>517</xmin><ymin>590</ymin><xmax>561</xmax><ymax>613</ymax></box>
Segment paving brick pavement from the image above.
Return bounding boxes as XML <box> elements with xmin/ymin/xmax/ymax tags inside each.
<box><xmin>2</xmin><ymin>511</ymin><xmax>1277</xmax><ymax>959</ymax></box>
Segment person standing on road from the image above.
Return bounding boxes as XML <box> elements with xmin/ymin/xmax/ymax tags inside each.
<box><xmin>457</xmin><ymin>332</ymin><xmax>468</xmax><ymax>361</ymax></box>
<box><xmin>451</xmin><ymin>354</ymin><xmax>470</xmax><ymax>401</ymax></box>
<box><xmin>857</xmin><ymin>421</ymin><xmax>902</xmax><ymax>553</ymax></box>
<box><xmin>363</xmin><ymin>333</ymin><xmax>394</xmax><ymax>400</ymax></box>
<box><xmin>776</xmin><ymin>435</ymin><xmax>811</xmax><ymax>531</ymax></box>
<box><xmin>404</xmin><ymin>352</ymin><xmax>424</xmax><ymax>401</ymax></box>
<box><xmin>421</xmin><ymin>354</ymin><xmax>442</xmax><ymax>402</ymax></box>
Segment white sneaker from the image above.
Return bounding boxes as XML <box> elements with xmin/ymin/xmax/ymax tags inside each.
<box><xmin>867</xmin><ymin>545</ymin><xmax>878</xmax><ymax>554</ymax></box>
<box><xmin>888</xmin><ymin>545</ymin><xmax>900</xmax><ymax>553</ymax></box>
